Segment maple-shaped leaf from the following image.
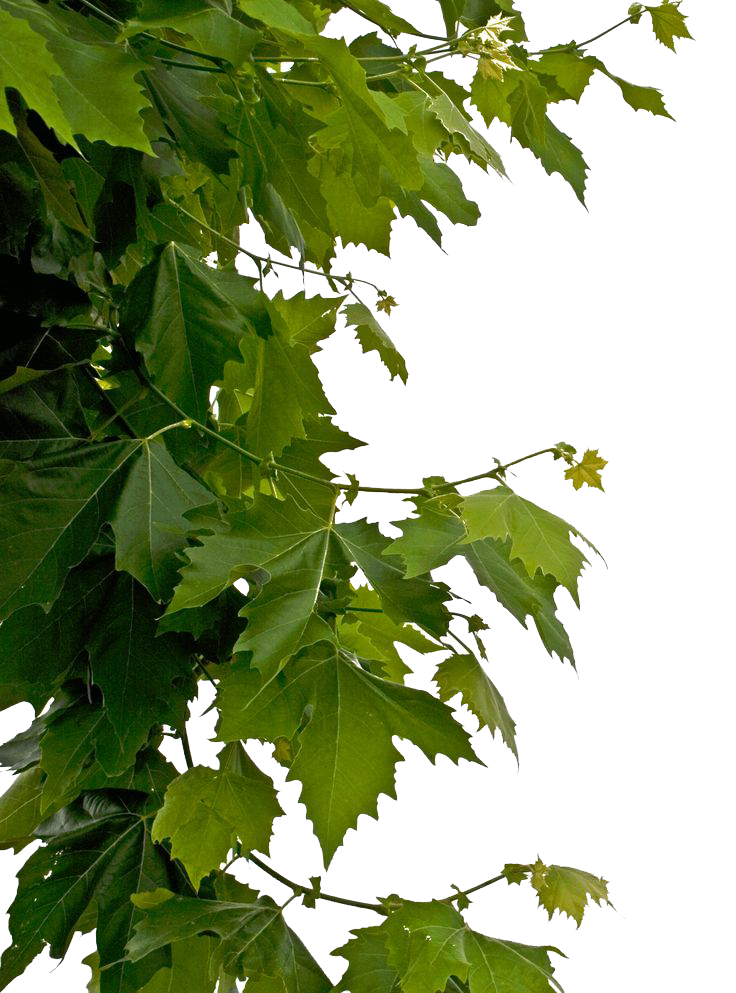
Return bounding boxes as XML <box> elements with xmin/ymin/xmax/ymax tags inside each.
<box><xmin>0</xmin><ymin>767</ymin><xmax>44</xmax><ymax>854</ymax></box>
<box><xmin>339</xmin><ymin>585</ymin><xmax>442</xmax><ymax>683</ymax></box>
<box><xmin>152</xmin><ymin>742</ymin><xmax>282</xmax><ymax>887</ymax></box>
<box><xmin>340</xmin><ymin>901</ymin><xmax>564</xmax><ymax>993</ymax></box>
<box><xmin>0</xmin><ymin>792</ymin><xmax>172</xmax><ymax>993</ymax></box>
<box><xmin>388</xmin><ymin>499</ymin><xmax>575</xmax><ymax>664</ymax></box>
<box><xmin>376</xmin><ymin>295</ymin><xmax>398</xmax><ymax>315</ymax></box>
<box><xmin>0</xmin><ymin>439</ymin><xmax>139</xmax><ymax>620</ymax></box>
<box><xmin>384</xmin><ymin>901</ymin><xmax>468</xmax><ymax>993</ymax></box>
<box><xmin>217</xmin><ymin>645</ymin><xmax>476</xmax><ymax>863</ymax></box>
<box><xmin>344</xmin><ymin>301</ymin><xmax>408</xmax><ymax>383</ymax></box>
<box><xmin>127</xmin><ymin>888</ymin><xmax>331</xmax><ymax>993</ymax></box>
<box><xmin>648</xmin><ymin>1</ymin><xmax>693</xmax><ymax>51</ymax></box>
<box><xmin>110</xmin><ymin>438</ymin><xmax>216</xmax><ymax>601</ymax></box>
<box><xmin>334</xmin><ymin>925</ymin><xmax>399</xmax><ymax>993</ymax></box>
<box><xmin>509</xmin><ymin>859</ymin><xmax>612</xmax><ymax>927</ymax></box>
<box><xmin>435</xmin><ymin>654</ymin><xmax>517</xmax><ymax>758</ymax></box>
<box><xmin>564</xmin><ymin>449</ymin><xmax>608</xmax><ymax>491</ymax></box>
<box><xmin>122</xmin><ymin>244</ymin><xmax>268</xmax><ymax>422</ymax></box>
<box><xmin>460</xmin><ymin>486</ymin><xmax>588</xmax><ymax>603</ymax></box>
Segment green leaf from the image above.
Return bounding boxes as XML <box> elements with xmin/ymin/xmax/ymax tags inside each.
<box><xmin>237</xmin><ymin>0</ymin><xmax>316</xmax><ymax>36</ymax></box>
<box><xmin>336</xmin><ymin>517</ymin><xmax>451</xmax><ymax>638</ymax></box>
<box><xmin>527</xmin><ymin>860</ymin><xmax>612</xmax><ymax>927</ymax></box>
<box><xmin>603</xmin><ymin>72</ymin><xmax>672</xmax><ymax>118</ymax></box>
<box><xmin>0</xmin><ymin>6</ymin><xmax>76</xmax><ymax>146</ymax></box>
<box><xmin>564</xmin><ymin>448</ymin><xmax>607</xmax><ymax>490</ymax></box>
<box><xmin>531</xmin><ymin>52</ymin><xmax>597</xmax><ymax>104</ymax></box>
<box><xmin>460</xmin><ymin>486</ymin><xmax>588</xmax><ymax>602</ymax></box>
<box><xmin>384</xmin><ymin>901</ymin><xmax>468</xmax><ymax>993</ymax></box>
<box><xmin>335</xmin><ymin>926</ymin><xmax>399</xmax><ymax>993</ymax></box>
<box><xmin>526</xmin><ymin>117</ymin><xmax>588</xmax><ymax>204</ymax></box>
<box><xmin>0</xmin><ymin>792</ymin><xmax>172</xmax><ymax>993</ymax></box>
<box><xmin>388</xmin><ymin>500</ymin><xmax>575</xmax><ymax>663</ymax></box>
<box><xmin>127</xmin><ymin>889</ymin><xmax>331</xmax><ymax>992</ymax></box>
<box><xmin>39</xmin><ymin>571</ymin><xmax>195</xmax><ymax>785</ymax></box>
<box><xmin>218</xmin><ymin>645</ymin><xmax>476</xmax><ymax>863</ymax></box>
<box><xmin>0</xmin><ymin>440</ymin><xmax>139</xmax><ymax>620</ymax></box>
<box><xmin>343</xmin><ymin>301</ymin><xmax>407</xmax><ymax>382</ymax></box>
<box><xmin>435</xmin><ymin>653</ymin><xmax>517</xmax><ymax>757</ymax></box>
<box><xmin>110</xmin><ymin>438</ymin><xmax>215</xmax><ymax>601</ymax></box>
<box><xmin>648</xmin><ymin>1</ymin><xmax>693</xmax><ymax>51</ymax></box>
<box><xmin>339</xmin><ymin>585</ymin><xmax>442</xmax><ymax>683</ymax></box>
<box><xmin>0</xmin><ymin>556</ymin><xmax>113</xmax><ymax>711</ymax></box>
<box><xmin>152</xmin><ymin>742</ymin><xmax>281</xmax><ymax>886</ymax></box>
<box><xmin>125</xmin><ymin>6</ymin><xmax>259</xmax><ymax>69</ymax></box>
<box><xmin>341</xmin><ymin>1</ymin><xmax>419</xmax><ymax>36</ymax></box>
<box><xmin>463</xmin><ymin>929</ymin><xmax>563</xmax><ymax>993</ymax></box>
<box><xmin>13</xmin><ymin>109</ymin><xmax>89</xmax><ymax>234</ymax></box>
<box><xmin>0</xmin><ymin>767</ymin><xmax>44</xmax><ymax>853</ymax></box>
<box><xmin>344</xmin><ymin>902</ymin><xmax>565</xmax><ymax>993</ymax></box>
<box><xmin>122</xmin><ymin>243</ymin><xmax>267</xmax><ymax>421</ymax></box>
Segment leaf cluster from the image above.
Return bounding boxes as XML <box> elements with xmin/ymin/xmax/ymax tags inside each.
<box><xmin>0</xmin><ymin>1</ymin><xmax>688</xmax><ymax>990</ymax></box>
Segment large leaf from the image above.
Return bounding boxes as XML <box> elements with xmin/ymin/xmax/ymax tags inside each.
<box><xmin>0</xmin><ymin>792</ymin><xmax>172</xmax><ymax>993</ymax></box>
<box><xmin>0</xmin><ymin>440</ymin><xmax>138</xmax><ymax>620</ymax></box>
<box><xmin>122</xmin><ymin>244</ymin><xmax>269</xmax><ymax>422</ymax></box>
<box><xmin>460</xmin><ymin>486</ymin><xmax>587</xmax><ymax>602</ymax></box>
<box><xmin>127</xmin><ymin>888</ymin><xmax>331</xmax><ymax>993</ymax></box>
<box><xmin>110</xmin><ymin>438</ymin><xmax>215</xmax><ymax>601</ymax></box>
<box><xmin>218</xmin><ymin>645</ymin><xmax>476</xmax><ymax>862</ymax></box>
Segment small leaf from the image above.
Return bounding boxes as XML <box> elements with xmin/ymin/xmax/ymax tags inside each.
<box><xmin>564</xmin><ymin>449</ymin><xmax>608</xmax><ymax>491</ymax></box>
<box><xmin>648</xmin><ymin>1</ymin><xmax>693</xmax><ymax>51</ymax></box>
<box><xmin>343</xmin><ymin>301</ymin><xmax>408</xmax><ymax>383</ymax></box>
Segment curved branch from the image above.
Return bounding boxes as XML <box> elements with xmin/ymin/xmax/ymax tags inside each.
<box><xmin>245</xmin><ymin>852</ymin><xmax>388</xmax><ymax>914</ymax></box>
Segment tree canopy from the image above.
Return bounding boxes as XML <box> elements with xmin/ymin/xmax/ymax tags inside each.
<box><xmin>0</xmin><ymin>2</ymin><xmax>690</xmax><ymax>991</ymax></box>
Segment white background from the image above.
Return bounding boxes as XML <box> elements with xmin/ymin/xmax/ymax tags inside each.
<box><xmin>1</xmin><ymin>1</ymin><xmax>734</xmax><ymax>990</ymax></box>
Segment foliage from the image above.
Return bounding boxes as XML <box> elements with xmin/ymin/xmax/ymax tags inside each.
<box><xmin>0</xmin><ymin>1</ymin><xmax>688</xmax><ymax>991</ymax></box>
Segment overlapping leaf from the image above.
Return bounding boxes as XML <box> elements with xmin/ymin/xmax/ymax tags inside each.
<box><xmin>218</xmin><ymin>645</ymin><xmax>476</xmax><ymax>862</ymax></box>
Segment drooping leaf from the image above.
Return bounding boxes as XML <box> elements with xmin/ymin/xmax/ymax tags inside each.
<box><xmin>0</xmin><ymin>766</ymin><xmax>44</xmax><ymax>853</ymax></box>
<box><xmin>343</xmin><ymin>301</ymin><xmax>408</xmax><ymax>383</ymax></box>
<box><xmin>460</xmin><ymin>486</ymin><xmax>588</xmax><ymax>601</ymax></box>
<box><xmin>435</xmin><ymin>653</ymin><xmax>517</xmax><ymax>757</ymax></box>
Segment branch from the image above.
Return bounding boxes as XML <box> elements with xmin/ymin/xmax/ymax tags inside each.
<box><xmin>242</xmin><ymin>851</ymin><xmax>505</xmax><ymax>913</ymax></box>
<box><xmin>244</xmin><ymin>852</ymin><xmax>388</xmax><ymax>914</ymax></box>
<box><xmin>530</xmin><ymin>13</ymin><xmax>640</xmax><ymax>55</ymax></box>
<box><xmin>170</xmin><ymin>202</ymin><xmax>384</xmax><ymax>294</ymax></box>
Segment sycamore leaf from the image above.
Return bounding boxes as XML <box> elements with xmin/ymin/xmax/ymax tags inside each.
<box><xmin>122</xmin><ymin>244</ymin><xmax>268</xmax><ymax>422</ymax></box>
<box><xmin>0</xmin><ymin>7</ymin><xmax>76</xmax><ymax>147</ymax></box>
<box><xmin>340</xmin><ymin>902</ymin><xmax>564</xmax><ymax>993</ymax></box>
<box><xmin>343</xmin><ymin>301</ymin><xmax>408</xmax><ymax>383</ymax></box>
<box><xmin>0</xmin><ymin>767</ymin><xmax>44</xmax><ymax>853</ymax></box>
<box><xmin>127</xmin><ymin>889</ymin><xmax>331</xmax><ymax>992</ymax></box>
<box><xmin>435</xmin><ymin>654</ymin><xmax>517</xmax><ymax>758</ymax></box>
<box><xmin>506</xmin><ymin>859</ymin><xmax>612</xmax><ymax>927</ymax></box>
<box><xmin>0</xmin><ymin>556</ymin><xmax>114</xmax><ymax>711</ymax></box>
<box><xmin>110</xmin><ymin>439</ymin><xmax>215</xmax><ymax>601</ymax></box>
<box><xmin>460</xmin><ymin>486</ymin><xmax>588</xmax><ymax>602</ymax></box>
<box><xmin>527</xmin><ymin>117</ymin><xmax>588</xmax><ymax>204</ymax></box>
<box><xmin>384</xmin><ymin>901</ymin><xmax>468</xmax><ymax>993</ymax></box>
<box><xmin>0</xmin><ymin>793</ymin><xmax>171</xmax><ymax>993</ymax></box>
<box><xmin>607</xmin><ymin>74</ymin><xmax>671</xmax><ymax>117</ymax></box>
<box><xmin>152</xmin><ymin>742</ymin><xmax>281</xmax><ymax>886</ymax></box>
<box><xmin>388</xmin><ymin>500</ymin><xmax>575</xmax><ymax>663</ymax></box>
<box><xmin>217</xmin><ymin>646</ymin><xmax>476</xmax><ymax>863</ymax></box>
<box><xmin>334</xmin><ymin>926</ymin><xmax>399</xmax><ymax>993</ymax></box>
<box><xmin>38</xmin><ymin>571</ymin><xmax>195</xmax><ymax>790</ymax></box>
<box><xmin>564</xmin><ymin>449</ymin><xmax>608</xmax><ymax>491</ymax></box>
<box><xmin>339</xmin><ymin>585</ymin><xmax>442</xmax><ymax>683</ymax></box>
<box><xmin>648</xmin><ymin>1</ymin><xmax>693</xmax><ymax>51</ymax></box>
<box><xmin>0</xmin><ymin>440</ymin><xmax>139</xmax><ymax>621</ymax></box>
